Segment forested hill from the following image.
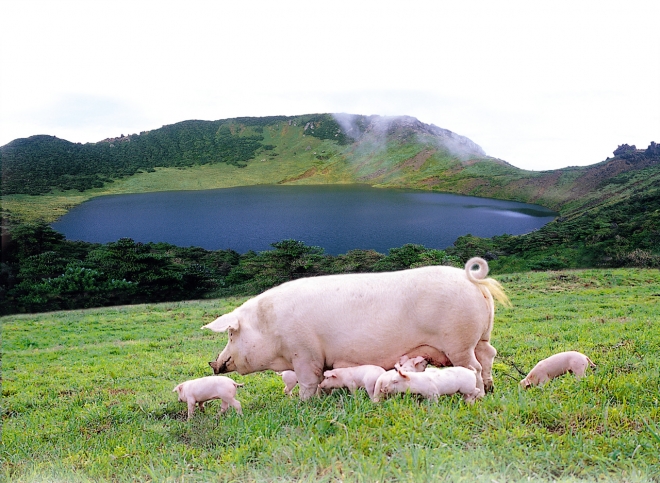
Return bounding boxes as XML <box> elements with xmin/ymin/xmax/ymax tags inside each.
<box><xmin>1</xmin><ymin>116</ymin><xmax>308</xmax><ymax>195</ymax></box>
<box><xmin>1</xmin><ymin>114</ymin><xmax>483</xmax><ymax>196</ymax></box>
<box><xmin>2</xmin><ymin>113</ymin><xmax>659</xmax><ymax>218</ymax></box>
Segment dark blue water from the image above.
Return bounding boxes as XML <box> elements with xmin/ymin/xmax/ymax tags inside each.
<box><xmin>51</xmin><ymin>185</ymin><xmax>557</xmax><ymax>255</ymax></box>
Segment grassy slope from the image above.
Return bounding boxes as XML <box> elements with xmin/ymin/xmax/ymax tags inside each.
<box><xmin>3</xmin><ymin>268</ymin><xmax>660</xmax><ymax>482</ymax></box>
<box><xmin>7</xmin><ymin>116</ymin><xmax>656</xmax><ymax>225</ymax></box>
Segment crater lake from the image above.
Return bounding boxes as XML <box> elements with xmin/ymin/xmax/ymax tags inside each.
<box><xmin>51</xmin><ymin>185</ymin><xmax>557</xmax><ymax>255</ymax></box>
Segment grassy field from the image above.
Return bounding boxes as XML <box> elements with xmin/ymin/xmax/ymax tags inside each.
<box><xmin>2</xmin><ymin>268</ymin><xmax>660</xmax><ymax>482</ymax></box>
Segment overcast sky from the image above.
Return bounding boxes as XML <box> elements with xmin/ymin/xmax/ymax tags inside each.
<box><xmin>1</xmin><ymin>1</ymin><xmax>658</xmax><ymax>171</ymax></box>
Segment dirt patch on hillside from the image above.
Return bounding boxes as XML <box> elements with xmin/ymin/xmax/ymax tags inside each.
<box><xmin>356</xmin><ymin>149</ymin><xmax>436</xmax><ymax>182</ymax></box>
<box><xmin>278</xmin><ymin>167</ymin><xmax>317</xmax><ymax>184</ymax></box>
<box><xmin>420</xmin><ymin>176</ymin><xmax>441</xmax><ymax>187</ymax></box>
<box><xmin>461</xmin><ymin>158</ymin><xmax>487</xmax><ymax>167</ymax></box>
<box><xmin>358</xmin><ymin>168</ymin><xmax>388</xmax><ymax>181</ymax></box>
<box><xmin>507</xmin><ymin>171</ymin><xmax>564</xmax><ymax>202</ymax></box>
<box><xmin>462</xmin><ymin>178</ymin><xmax>490</xmax><ymax>192</ymax></box>
<box><xmin>401</xmin><ymin>149</ymin><xmax>436</xmax><ymax>170</ymax></box>
<box><xmin>569</xmin><ymin>157</ymin><xmax>657</xmax><ymax>197</ymax></box>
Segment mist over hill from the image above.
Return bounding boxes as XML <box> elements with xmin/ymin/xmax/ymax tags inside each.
<box><xmin>0</xmin><ymin>113</ymin><xmax>493</xmax><ymax>196</ymax></box>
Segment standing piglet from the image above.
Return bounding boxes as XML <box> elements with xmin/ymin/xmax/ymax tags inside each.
<box><xmin>318</xmin><ymin>365</ymin><xmax>386</xmax><ymax>400</ymax></box>
<box><xmin>173</xmin><ymin>376</ymin><xmax>243</xmax><ymax>420</ymax></box>
<box><xmin>373</xmin><ymin>366</ymin><xmax>480</xmax><ymax>403</ymax></box>
<box><xmin>520</xmin><ymin>351</ymin><xmax>596</xmax><ymax>388</ymax></box>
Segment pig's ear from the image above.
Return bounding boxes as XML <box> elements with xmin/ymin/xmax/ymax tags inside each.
<box><xmin>202</xmin><ymin>313</ymin><xmax>240</xmax><ymax>332</ymax></box>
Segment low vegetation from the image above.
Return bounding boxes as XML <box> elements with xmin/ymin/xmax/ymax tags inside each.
<box><xmin>0</xmin><ymin>223</ymin><xmax>461</xmax><ymax>315</ymax></box>
<box><xmin>3</xmin><ymin>193</ymin><xmax>659</xmax><ymax>316</ymax></box>
<box><xmin>448</xmin><ymin>181</ymin><xmax>660</xmax><ymax>272</ymax></box>
<box><xmin>2</xmin><ymin>268</ymin><xmax>659</xmax><ymax>482</ymax></box>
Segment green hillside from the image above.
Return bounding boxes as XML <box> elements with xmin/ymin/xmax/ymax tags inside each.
<box><xmin>2</xmin><ymin>114</ymin><xmax>658</xmax><ymax>220</ymax></box>
<box><xmin>1</xmin><ymin>114</ymin><xmax>659</xmax><ymax>308</ymax></box>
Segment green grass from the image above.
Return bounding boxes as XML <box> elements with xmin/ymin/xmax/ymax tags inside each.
<box><xmin>2</xmin><ymin>268</ymin><xmax>660</xmax><ymax>482</ymax></box>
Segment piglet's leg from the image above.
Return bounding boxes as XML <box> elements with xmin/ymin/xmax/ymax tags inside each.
<box><xmin>230</xmin><ymin>399</ymin><xmax>243</xmax><ymax>415</ymax></box>
<box><xmin>571</xmin><ymin>360</ymin><xmax>589</xmax><ymax>379</ymax></box>
<box><xmin>187</xmin><ymin>401</ymin><xmax>196</xmax><ymax>420</ymax></box>
<box><xmin>463</xmin><ymin>388</ymin><xmax>480</xmax><ymax>404</ymax></box>
<box><xmin>220</xmin><ymin>400</ymin><xmax>229</xmax><ymax>413</ymax></box>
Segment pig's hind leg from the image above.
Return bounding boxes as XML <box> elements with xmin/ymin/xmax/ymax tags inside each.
<box><xmin>475</xmin><ymin>340</ymin><xmax>497</xmax><ymax>393</ymax></box>
<box><xmin>229</xmin><ymin>398</ymin><xmax>242</xmax><ymax>415</ymax></box>
<box><xmin>219</xmin><ymin>399</ymin><xmax>230</xmax><ymax>414</ymax></box>
<box><xmin>219</xmin><ymin>398</ymin><xmax>243</xmax><ymax>415</ymax></box>
<box><xmin>570</xmin><ymin>359</ymin><xmax>589</xmax><ymax>380</ymax></box>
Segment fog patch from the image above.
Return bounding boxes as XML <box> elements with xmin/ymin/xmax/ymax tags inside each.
<box><xmin>332</xmin><ymin>113</ymin><xmax>486</xmax><ymax>160</ymax></box>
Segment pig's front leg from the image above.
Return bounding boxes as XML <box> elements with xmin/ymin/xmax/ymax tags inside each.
<box><xmin>292</xmin><ymin>358</ymin><xmax>324</xmax><ymax>400</ymax></box>
<box><xmin>186</xmin><ymin>400</ymin><xmax>196</xmax><ymax>420</ymax></box>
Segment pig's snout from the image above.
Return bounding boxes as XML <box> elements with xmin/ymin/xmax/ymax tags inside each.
<box><xmin>209</xmin><ymin>357</ymin><xmax>231</xmax><ymax>374</ymax></box>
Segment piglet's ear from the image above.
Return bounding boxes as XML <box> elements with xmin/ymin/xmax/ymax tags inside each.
<box><xmin>396</xmin><ymin>367</ymin><xmax>410</xmax><ymax>379</ymax></box>
<box><xmin>202</xmin><ymin>313</ymin><xmax>240</xmax><ymax>332</ymax></box>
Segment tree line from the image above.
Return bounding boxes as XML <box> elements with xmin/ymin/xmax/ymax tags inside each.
<box><xmin>449</xmin><ymin>185</ymin><xmax>660</xmax><ymax>272</ymax></box>
<box><xmin>0</xmin><ymin>222</ymin><xmax>461</xmax><ymax>315</ymax></box>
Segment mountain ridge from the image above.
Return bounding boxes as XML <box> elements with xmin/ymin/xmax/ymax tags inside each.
<box><xmin>1</xmin><ymin>112</ymin><xmax>658</xmax><ymax>225</ymax></box>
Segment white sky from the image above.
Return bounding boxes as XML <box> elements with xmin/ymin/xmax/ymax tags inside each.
<box><xmin>1</xmin><ymin>0</ymin><xmax>658</xmax><ymax>171</ymax></box>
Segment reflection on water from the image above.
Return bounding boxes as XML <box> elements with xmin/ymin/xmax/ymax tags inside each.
<box><xmin>52</xmin><ymin>185</ymin><xmax>557</xmax><ymax>255</ymax></box>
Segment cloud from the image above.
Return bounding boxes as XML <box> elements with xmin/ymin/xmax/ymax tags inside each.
<box><xmin>3</xmin><ymin>94</ymin><xmax>153</xmax><ymax>143</ymax></box>
<box><xmin>1</xmin><ymin>0</ymin><xmax>658</xmax><ymax>169</ymax></box>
